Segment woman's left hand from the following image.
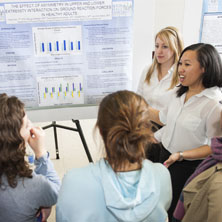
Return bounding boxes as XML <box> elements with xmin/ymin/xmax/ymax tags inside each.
<box><xmin>164</xmin><ymin>152</ymin><xmax>180</xmax><ymax>168</ymax></box>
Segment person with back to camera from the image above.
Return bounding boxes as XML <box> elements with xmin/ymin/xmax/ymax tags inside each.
<box><xmin>0</xmin><ymin>93</ymin><xmax>61</xmax><ymax>222</ymax></box>
<box><xmin>148</xmin><ymin>43</ymin><xmax>222</xmax><ymax>221</ymax></box>
<box><xmin>137</xmin><ymin>26</ymin><xmax>183</xmax><ymax>112</ymax></box>
<box><xmin>56</xmin><ymin>90</ymin><xmax>172</xmax><ymax>222</ymax></box>
<box><xmin>172</xmin><ymin>136</ymin><xmax>222</xmax><ymax>222</ymax></box>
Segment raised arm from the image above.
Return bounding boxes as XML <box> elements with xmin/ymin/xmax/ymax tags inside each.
<box><xmin>28</xmin><ymin>126</ymin><xmax>61</xmax><ymax>189</ymax></box>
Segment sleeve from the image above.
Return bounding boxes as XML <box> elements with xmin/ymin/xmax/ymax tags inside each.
<box><xmin>206</xmin><ymin>102</ymin><xmax>222</xmax><ymax>145</ymax></box>
<box><xmin>137</xmin><ymin>65</ymin><xmax>149</xmax><ymax>96</ymax></box>
<box><xmin>207</xmin><ymin>172</ymin><xmax>222</xmax><ymax>222</ymax></box>
<box><xmin>34</xmin><ymin>152</ymin><xmax>61</xmax><ymax>190</ymax></box>
<box><xmin>32</xmin><ymin>152</ymin><xmax>61</xmax><ymax>207</ymax></box>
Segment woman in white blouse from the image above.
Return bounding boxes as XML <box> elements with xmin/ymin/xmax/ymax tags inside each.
<box><xmin>149</xmin><ymin>43</ymin><xmax>222</xmax><ymax>221</ymax></box>
<box><xmin>137</xmin><ymin>26</ymin><xmax>183</xmax><ymax>111</ymax></box>
<box><xmin>137</xmin><ymin>27</ymin><xmax>184</xmax><ymax>163</ymax></box>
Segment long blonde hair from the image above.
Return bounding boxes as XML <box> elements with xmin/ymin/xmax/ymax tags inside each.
<box><xmin>145</xmin><ymin>26</ymin><xmax>184</xmax><ymax>89</ymax></box>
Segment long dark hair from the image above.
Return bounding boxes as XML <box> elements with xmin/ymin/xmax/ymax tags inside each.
<box><xmin>0</xmin><ymin>93</ymin><xmax>32</xmax><ymax>188</ymax></box>
<box><xmin>96</xmin><ymin>90</ymin><xmax>153</xmax><ymax>172</ymax></box>
<box><xmin>177</xmin><ymin>43</ymin><xmax>222</xmax><ymax>97</ymax></box>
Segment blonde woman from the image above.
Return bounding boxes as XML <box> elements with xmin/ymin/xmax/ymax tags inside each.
<box><xmin>137</xmin><ymin>26</ymin><xmax>183</xmax><ymax>111</ymax></box>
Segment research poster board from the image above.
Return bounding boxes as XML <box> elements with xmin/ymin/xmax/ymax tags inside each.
<box><xmin>0</xmin><ymin>0</ymin><xmax>134</xmax><ymax>120</ymax></box>
<box><xmin>200</xmin><ymin>0</ymin><xmax>222</xmax><ymax>57</ymax></box>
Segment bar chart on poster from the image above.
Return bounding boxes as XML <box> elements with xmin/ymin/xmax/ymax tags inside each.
<box><xmin>33</xmin><ymin>26</ymin><xmax>82</xmax><ymax>55</ymax></box>
<box><xmin>37</xmin><ymin>75</ymin><xmax>83</xmax><ymax>106</ymax></box>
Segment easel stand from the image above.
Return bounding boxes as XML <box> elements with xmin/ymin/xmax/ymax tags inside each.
<box><xmin>42</xmin><ymin>119</ymin><xmax>93</xmax><ymax>162</ymax></box>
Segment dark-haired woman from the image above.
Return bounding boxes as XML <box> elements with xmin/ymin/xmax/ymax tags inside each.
<box><xmin>56</xmin><ymin>90</ymin><xmax>172</xmax><ymax>222</ymax></box>
<box><xmin>148</xmin><ymin>43</ymin><xmax>222</xmax><ymax>220</ymax></box>
<box><xmin>0</xmin><ymin>93</ymin><xmax>60</xmax><ymax>222</ymax></box>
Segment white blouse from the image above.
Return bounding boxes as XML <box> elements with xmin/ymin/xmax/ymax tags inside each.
<box><xmin>137</xmin><ymin>65</ymin><xmax>176</xmax><ymax>110</ymax></box>
<box><xmin>154</xmin><ymin>87</ymin><xmax>222</xmax><ymax>155</ymax></box>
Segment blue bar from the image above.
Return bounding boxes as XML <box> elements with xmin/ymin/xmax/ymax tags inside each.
<box><xmin>42</xmin><ymin>43</ymin><xmax>44</xmax><ymax>52</ymax></box>
<box><xmin>63</xmin><ymin>40</ymin><xmax>66</xmax><ymax>51</ymax></box>
<box><xmin>79</xmin><ymin>83</ymin><xmax>82</xmax><ymax>91</ymax></box>
<box><xmin>78</xmin><ymin>41</ymin><xmax>80</xmax><ymax>50</ymax></box>
<box><xmin>72</xmin><ymin>83</ymin><xmax>75</xmax><ymax>91</ymax></box>
<box><xmin>71</xmin><ymin>42</ymin><xmax>73</xmax><ymax>50</ymax></box>
<box><xmin>56</xmin><ymin>41</ymin><xmax>59</xmax><ymax>51</ymax></box>
<box><xmin>49</xmin><ymin>42</ymin><xmax>52</xmax><ymax>51</ymax></box>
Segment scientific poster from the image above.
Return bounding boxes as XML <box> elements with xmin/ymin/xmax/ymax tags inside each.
<box><xmin>0</xmin><ymin>0</ymin><xmax>133</xmax><ymax>109</ymax></box>
<box><xmin>200</xmin><ymin>0</ymin><xmax>222</xmax><ymax>56</ymax></box>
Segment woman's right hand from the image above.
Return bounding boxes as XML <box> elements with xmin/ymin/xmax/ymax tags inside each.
<box><xmin>163</xmin><ymin>152</ymin><xmax>180</xmax><ymax>168</ymax></box>
<box><xmin>28</xmin><ymin>126</ymin><xmax>47</xmax><ymax>159</ymax></box>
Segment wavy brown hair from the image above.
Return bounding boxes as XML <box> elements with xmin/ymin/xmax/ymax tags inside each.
<box><xmin>96</xmin><ymin>90</ymin><xmax>153</xmax><ymax>172</ymax></box>
<box><xmin>0</xmin><ymin>93</ymin><xmax>32</xmax><ymax>188</ymax></box>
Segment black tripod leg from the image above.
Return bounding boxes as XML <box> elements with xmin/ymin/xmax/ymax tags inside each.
<box><xmin>52</xmin><ymin>121</ymin><xmax>60</xmax><ymax>159</ymax></box>
<box><xmin>73</xmin><ymin>119</ymin><xmax>93</xmax><ymax>162</ymax></box>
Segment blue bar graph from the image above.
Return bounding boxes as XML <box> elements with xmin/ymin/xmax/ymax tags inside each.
<box><xmin>79</xmin><ymin>83</ymin><xmax>82</xmax><ymax>91</ymax></box>
<box><xmin>63</xmin><ymin>40</ymin><xmax>66</xmax><ymax>51</ymax></box>
<box><xmin>56</xmin><ymin>41</ymin><xmax>59</xmax><ymax>51</ymax></box>
<box><xmin>39</xmin><ymin>40</ymin><xmax>81</xmax><ymax>53</ymax></box>
<box><xmin>49</xmin><ymin>42</ymin><xmax>52</xmax><ymax>51</ymax></box>
<box><xmin>42</xmin><ymin>43</ymin><xmax>45</xmax><ymax>52</ymax></box>
<box><xmin>71</xmin><ymin>42</ymin><xmax>74</xmax><ymax>50</ymax></box>
<box><xmin>72</xmin><ymin>83</ymin><xmax>75</xmax><ymax>91</ymax></box>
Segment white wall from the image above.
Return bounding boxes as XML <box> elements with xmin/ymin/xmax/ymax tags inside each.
<box><xmin>132</xmin><ymin>0</ymin><xmax>155</xmax><ymax>91</ymax></box>
<box><xmin>154</xmin><ymin>0</ymin><xmax>185</xmax><ymax>34</ymax></box>
<box><xmin>183</xmin><ymin>0</ymin><xmax>203</xmax><ymax>46</ymax></box>
<box><xmin>154</xmin><ymin>0</ymin><xmax>203</xmax><ymax>48</ymax></box>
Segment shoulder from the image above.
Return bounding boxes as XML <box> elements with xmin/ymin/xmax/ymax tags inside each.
<box><xmin>61</xmin><ymin>161</ymin><xmax>102</xmax><ymax>190</ymax></box>
<box><xmin>143</xmin><ymin>160</ymin><xmax>170</xmax><ymax>181</ymax></box>
<box><xmin>202</xmin><ymin>87</ymin><xmax>222</xmax><ymax>101</ymax></box>
<box><xmin>142</xmin><ymin>160</ymin><xmax>172</xmax><ymax>208</ymax></box>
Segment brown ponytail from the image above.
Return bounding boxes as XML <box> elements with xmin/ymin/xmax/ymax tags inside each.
<box><xmin>96</xmin><ymin>90</ymin><xmax>153</xmax><ymax>172</ymax></box>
